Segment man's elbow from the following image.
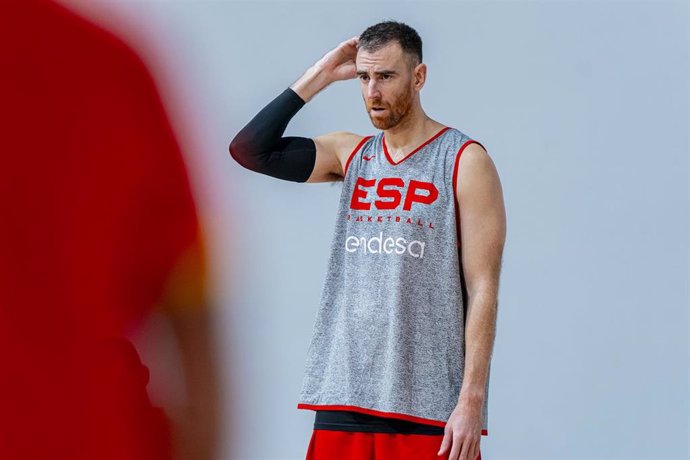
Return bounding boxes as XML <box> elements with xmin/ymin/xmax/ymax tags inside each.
<box><xmin>228</xmin><ymin>135</ymin><xmax>263</xmax><ymax>172</ymax></box>
<box><xmin>228</xmin><ymin>137</ymin><xmax>243</xmax><ymax>164</ymax></box>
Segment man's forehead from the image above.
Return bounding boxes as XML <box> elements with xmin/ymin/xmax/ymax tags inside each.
<box><xmin>356</xmin><ymin>42</ymin><xmax>404</xmax><ymax>71</ymax></box>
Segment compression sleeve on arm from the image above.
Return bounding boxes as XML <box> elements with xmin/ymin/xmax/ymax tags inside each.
<box><xmin>228</xmin><ymin>87</ymin><xmax>316</xmax><ymax>183</ymax></box>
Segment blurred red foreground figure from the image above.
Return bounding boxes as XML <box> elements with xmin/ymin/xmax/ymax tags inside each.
<box><xmin>0</xmin><ymin>1</ymin><xmax>220</xmax><ymax>459</ymax></box>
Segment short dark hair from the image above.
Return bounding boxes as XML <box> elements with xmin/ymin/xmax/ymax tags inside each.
<box><xmin>358</xmin><ymin>20</ymin><xmax>423</xmax><ymax>68</ymax></box>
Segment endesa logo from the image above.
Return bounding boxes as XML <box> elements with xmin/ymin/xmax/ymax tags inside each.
<box><xmin>350</xmin><ymin>177</ymin><xmax>438</xmax><ymax>211</ymax></box>
<box><xmin>345</xmin><ymin>232</ymin><xmax>426</xmax><ymax>258</ymax></box>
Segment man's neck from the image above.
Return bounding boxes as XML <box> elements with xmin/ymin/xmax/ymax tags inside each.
<box><xmin>383</xmin><ymin>109</ymin><xmax>445</xmax><ymax>155</ymax></box>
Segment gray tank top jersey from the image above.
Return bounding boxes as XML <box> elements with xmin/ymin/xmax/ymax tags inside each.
<box><xmin>297</xmin><ymin>126</ymin><xmax>490</xmax><ymax>435</ymax></box>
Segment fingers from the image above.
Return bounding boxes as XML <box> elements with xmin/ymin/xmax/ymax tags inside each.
<box><xmin>454</xmin><ymin>436</ymin><xmax>480</xmax><ymax>460</ymax></box>
<box><xmin>437</xmin><ymin>426</ymin><xmax>451</xmax><ymax>457</ymax></box>
<box><xmin>448</xmin><ymin>433</ymin><xmax>463</xmax><ymax>460</ymax></box>
<box><xmin>442</xmin><ymin>433</ymin><xmax>477</xmax><ymax>460</ymax></box>
<box><xmin>469</xmin><ymin>439</ymin><xmax>481</xmax><ymax>460</ymax></box>
<box><xmin>341</xmin><ymin>35</ymin><xmax>359</xmax><ymax>49</ymax></box>
<box><xmin>458</xmin><ymin>437</ymin><xmax>472</xmax><ymax>460</ymax></box>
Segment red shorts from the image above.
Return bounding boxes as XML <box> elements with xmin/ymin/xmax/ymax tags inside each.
<box><xmin>305</xmin><ymin>429</ymin><xmax>482</xmax><ymax>460</ymax></box>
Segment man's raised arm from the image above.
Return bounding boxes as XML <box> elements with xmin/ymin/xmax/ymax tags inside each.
<box><xmin>228</xmin><ymin>36</ymin><xmax>362</xmax><ymax>184</ymax></box>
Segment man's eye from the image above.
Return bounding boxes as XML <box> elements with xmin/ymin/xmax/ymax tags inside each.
<box><xmin>360</xmin><ymin>75</ymin><xmax>369</xmax><ymax>81</ymax></box>
<box><xmin>382</xmin><ymin>74</ymin><xmax>391</xmax><ymax>79</ymax></box>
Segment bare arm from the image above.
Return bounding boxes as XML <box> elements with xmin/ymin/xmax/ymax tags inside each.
<box><xmin>456</xmin><ymin>143</ymin><xmax>506</xmax><ymax>404</ymax></box>
<box><xmin>306</xmin><ymin>131</ymin><xmax>365</xmax><ymax>183</ymax></box>
<box><xmin>438</xmin><ymin>142</ymin><xmax>506</xmax><ymax>460</ymax></box>
<box><xmin>228</xmin><ymin>36</ymin><xmax>362</xmax><ymax>184</ymax></box>
<box><xmin>290</xmin><ymin>36</ymin><xmax>359</xmax><ymax>103</ymax></box>
<box><xmin>290</xmin><ymin>36</ymin><xmax>364</xmax><ymax>183</ymax></box>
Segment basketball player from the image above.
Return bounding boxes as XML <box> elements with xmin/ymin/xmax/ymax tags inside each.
<box><xmin>229</xmin><ymin>21</ymin><xmax>506</xmax><ymax>460</ymax></box>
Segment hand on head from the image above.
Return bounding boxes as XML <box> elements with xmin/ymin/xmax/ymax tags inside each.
<box><xmin>316</xmin><ymin>35</ymin><xmax>360</xmax><ymax>82</ymax></box>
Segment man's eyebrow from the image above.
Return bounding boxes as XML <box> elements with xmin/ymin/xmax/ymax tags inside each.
<box><xmin>356</xmin><ymin>70</ymin><xmax>398</xmax><ymax>76</ymax></box>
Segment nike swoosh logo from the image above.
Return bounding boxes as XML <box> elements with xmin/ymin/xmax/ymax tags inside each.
<box><xmin>363</xmin><ymin>155</ymin><xmax>376</xmax><ymax>161</ymax></box>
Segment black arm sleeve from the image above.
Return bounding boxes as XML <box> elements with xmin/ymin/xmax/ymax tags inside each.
<box><xmin>228</xmin><ymin>87</ymin><xmax>317</xmax><ymax>183</ymax></box>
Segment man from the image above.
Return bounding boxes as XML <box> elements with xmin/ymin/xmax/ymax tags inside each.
<box><xmin>229</xmin><ymin>21</ymin><xmax>505</xmax><ymax>460</ymax></box>
<box><xmin>0</xmin><ymin>1</ymin><xmax>220</xmax><ymax>459</ymax></box>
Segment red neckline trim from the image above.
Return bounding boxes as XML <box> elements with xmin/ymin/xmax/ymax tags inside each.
<box><xmin>382</xmin><ymin>126</ymin><xmax>451</xmax><ymax>166</ymax></box>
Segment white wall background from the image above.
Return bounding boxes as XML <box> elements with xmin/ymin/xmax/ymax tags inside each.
<box><xmin>61</xmin><ymin>1</ymin><xmax>689</xmax><ymax>459</ymax></box>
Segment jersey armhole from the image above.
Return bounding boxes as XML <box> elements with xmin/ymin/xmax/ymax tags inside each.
<box><xmin>452</xmin><ymin>139</ymin><xmax>487</xmax><ymax>248</ymax></box>
<box><xmin>343</xmin><ymin>135</ymin><xmax>373</xmax><ymax>177</ymax></box>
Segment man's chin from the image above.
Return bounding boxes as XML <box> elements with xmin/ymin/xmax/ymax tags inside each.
<box><xmin>369</xmin><ymin>116</ymin><xmax>391</xmax><ymax>130</ymax></box>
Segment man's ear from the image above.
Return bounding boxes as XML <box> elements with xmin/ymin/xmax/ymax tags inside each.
<box><xmin>414</xmin><ymin>62</ymin><xmax>427</xmax><ymax>90</ymax></box>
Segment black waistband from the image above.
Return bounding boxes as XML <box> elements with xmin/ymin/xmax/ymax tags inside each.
<box><xmin>313</xmin><ymin>410</ymin><xmax>445</xmax><ymax>435</ymax></box>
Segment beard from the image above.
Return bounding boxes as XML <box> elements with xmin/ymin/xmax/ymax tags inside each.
<box><xmin>366</xmin><ymin>86</ymin><xmax>414</xmax><ymax>130</ymax></box>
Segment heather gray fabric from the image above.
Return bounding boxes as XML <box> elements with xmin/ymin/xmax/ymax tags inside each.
<box><xmin>297</xmin><ymin>126</ymin><xmax>490</xmax><ymax>434</ymax></box>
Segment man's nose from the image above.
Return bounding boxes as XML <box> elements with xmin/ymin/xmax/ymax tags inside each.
<box><xmin>366</xmin><ymin>81</ymin><xmax>381</xmax><ymax>100</ymax></box>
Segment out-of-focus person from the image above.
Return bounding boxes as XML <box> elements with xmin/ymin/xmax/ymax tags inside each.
<box><xmin>0</xmin><ymin>1</ymin><xmax>221</xmax><ymax>459</ymax></box>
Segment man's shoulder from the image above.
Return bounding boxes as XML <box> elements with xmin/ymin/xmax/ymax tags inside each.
<box><xmin>315</xmin><ymin>131</ymin><xmax>373</xmax><ymax>171</ymax></box>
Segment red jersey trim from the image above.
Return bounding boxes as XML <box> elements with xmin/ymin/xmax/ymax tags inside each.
<box><xmin>382</xmin><ymin>126</ymin><xmax>451</xmax><ymax>166</ymax></box>
<box><xmin>452</xmin><ymin>139</ymin><xmax>487</xmax><ymax>249</ymax></box>
<box><xmin>297</xmin><ymin>403</ymin><xmax>489</xmax><ymax>436</ymax></box>
<box><xmin>343</xmin><ymin>135</ymin><xmax>374</xmax><ymax>177</ymax></box>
